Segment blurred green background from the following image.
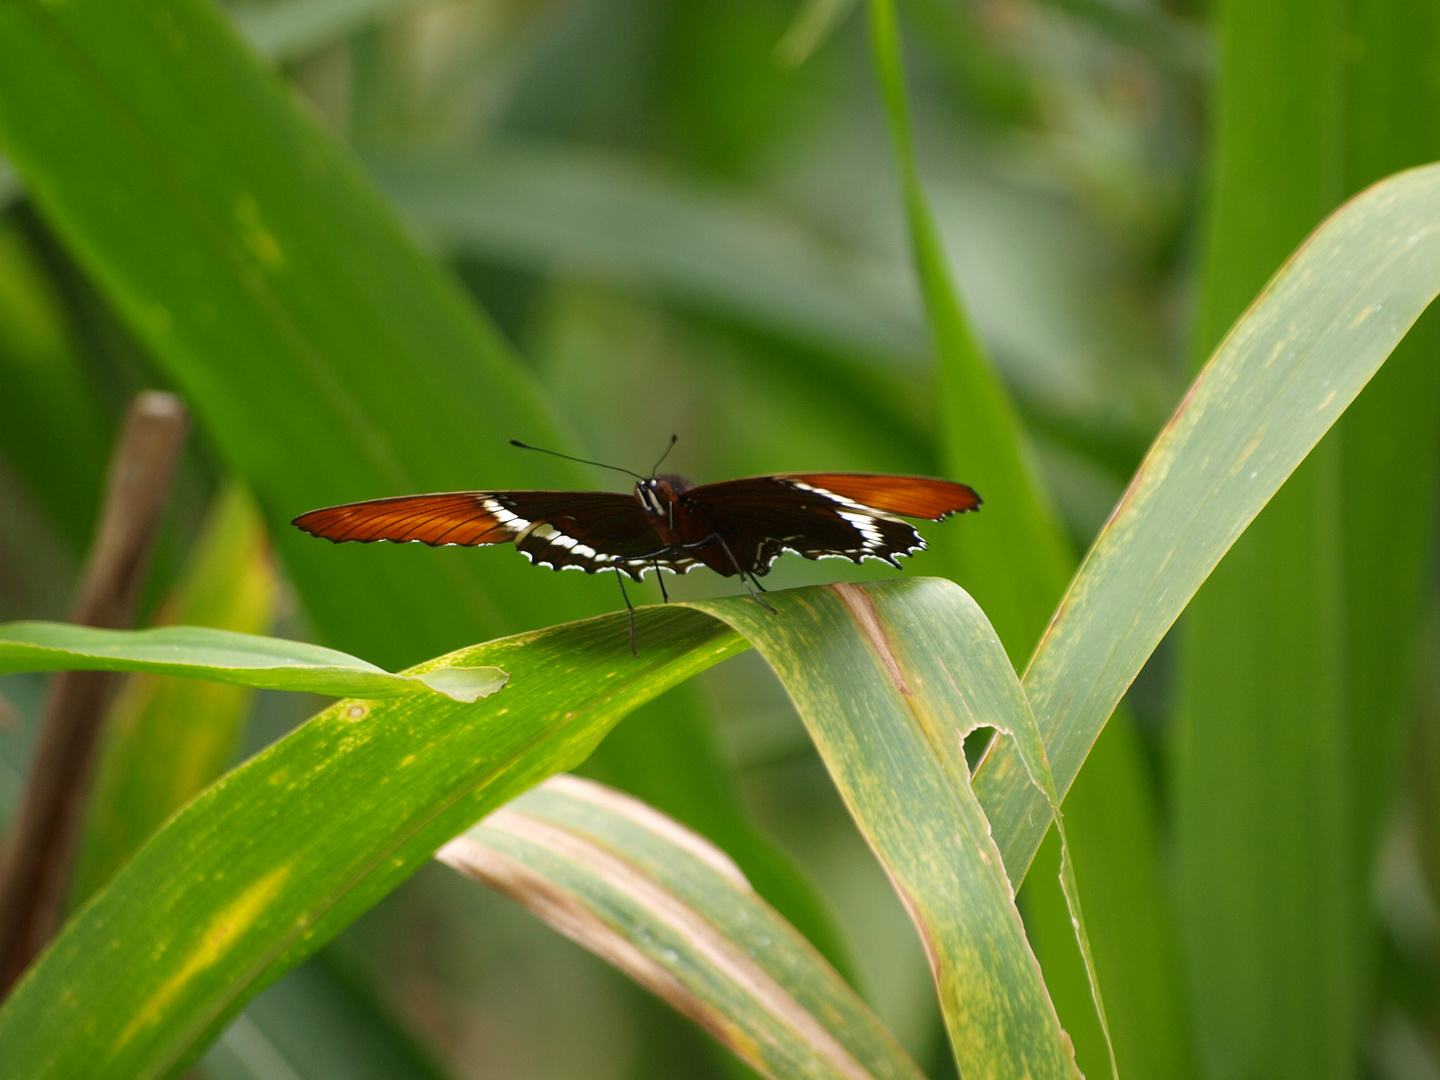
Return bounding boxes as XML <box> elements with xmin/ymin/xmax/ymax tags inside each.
<box><xmin>2</xmin><ymin>0</ymin><xmax>1440</xmax><ymax>1077</ymax></box>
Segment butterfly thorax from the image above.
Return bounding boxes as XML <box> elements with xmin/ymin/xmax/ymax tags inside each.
<box><xmin>634</xmin><ymin>475</ymin><xmax>699</xmax><ymax>547</ymax></box>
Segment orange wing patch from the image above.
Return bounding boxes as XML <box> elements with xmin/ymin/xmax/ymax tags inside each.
<box><xmin>779</xmin><ymin>474</ymin><xmax>981</xmax><ymax>520</ymax></box>
<box><xmin>292</xmin><ymin>493</ymin><xmax>518</xmax><ymax>546</ymax></box>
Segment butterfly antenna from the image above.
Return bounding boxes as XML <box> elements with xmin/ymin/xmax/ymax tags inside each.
<box><xmin>510</xmin><ymin>440</ymin><xmax>645</xmax><ymax>481</ymax></box>
<box><xmin>650</xmin><ymin>434</ymin><xmax>678</xmax><ymax>478</ymax></box>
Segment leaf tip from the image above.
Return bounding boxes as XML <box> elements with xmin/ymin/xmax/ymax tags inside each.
<box><xmin>415</xmin><ymin>666</ymin><xmax>510</xmax><ymax>702</ymax></box>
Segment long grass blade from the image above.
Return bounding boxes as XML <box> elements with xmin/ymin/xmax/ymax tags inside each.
<box><xmin>974</xmin><ymin>160</ymin><xmax>1440</xmax><ymax>879</ymax></box>
<box><xmin>866</xmin><ymin>3</ymin><xmax>1121</xmax><ymax>1070</ymax></box>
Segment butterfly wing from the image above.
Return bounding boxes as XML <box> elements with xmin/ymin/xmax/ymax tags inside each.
<box><xmin>681</xmin><ymin>473</ymin><xmax>980</xmax><ymax>575</ymax></box>
<box><xmin>293</xmin><ymin>491</ymin><xmax>677</xmax><ymax>579</ymax></box>
<box><xmin>779</xmin><ymin>473</ymin><xmax>981</xmax><ymax>519</ymax></box>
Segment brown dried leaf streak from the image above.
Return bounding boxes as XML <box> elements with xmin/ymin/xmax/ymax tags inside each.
<box><xmin>837</xmin><ymin>581</ymin><xmax>1116</xmax><ymax>1080</ymax></box>
<box><xmin>442</xmin><ymin>801</ymin><xmax>880</xmax><ymax>1080</ymax></box>
<box><xmin>451</xmin><ymin>774</ymin><xmax>926</xmax><ymax>1080</ymax></box>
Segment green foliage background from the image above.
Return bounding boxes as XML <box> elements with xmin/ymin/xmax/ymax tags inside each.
<box><xmin>0</xmin><ymin>0</ymin><xmax>1439</xmax><ymax>1078</ymax></box>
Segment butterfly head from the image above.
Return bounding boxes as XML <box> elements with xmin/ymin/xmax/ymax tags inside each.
<box><xmin>635</xmin><ymin>475</ymin><xmax>691</xmax><ymax>520</ymax></box>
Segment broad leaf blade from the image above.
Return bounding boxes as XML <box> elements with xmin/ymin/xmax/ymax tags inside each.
<box><xmin>0</xmin><ymin>0</ymin><xmax>839</xmax><ymax>973</ymax></box>
<box><xmin>440</xmin><ymin>774</ymin><xmax>925</xmax><ymax>1080</ymax></box>
<box><xmin>369</xmin><ymin>144</ymin><xmax>925</xmax><ymax>368</ymax></box>
<box><xmin>0</xmin><ymin>0</ymin><xmax>592</xmax><ymax>670</ymax></box>
<box><xmin>0</xmin><ymin>606</ymin><xmax>745</xmax><ymax>1079</ymax></box>
<box><xmin>975</xmin><ymin>160</ymin><xmax>1440</xmax><ymax>878</ymax></box>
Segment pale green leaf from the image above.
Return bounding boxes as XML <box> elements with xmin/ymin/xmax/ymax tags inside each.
<box><xmin>0</xmin><ymin>622</ymin><xmax>506</xmax><ymax>702</ymax></box>
<box><xmin>369</xmin><ymin>145</ymin><xmax>925</xmax><ymax>368</ymax></box>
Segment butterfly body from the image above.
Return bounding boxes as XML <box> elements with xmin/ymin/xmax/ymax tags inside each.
<box><xmin>293</xmin><ymin>471</ymin><xmax>981</xmax><ymax>582</ymax></box>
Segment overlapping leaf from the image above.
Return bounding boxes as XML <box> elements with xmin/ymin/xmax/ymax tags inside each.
<box><xmin>975</xmin><ymin>160</ymin><xmax>1440</xmax><ymax>879</ymax></box>
<box><xmin>0</xmin><ymin>582</ymin><xmax>1081</xmax><ymax>1080</ymax></box>
<box><xmin>0</xmin><ymin>606</ymin><xmax>744</xmax><ymax>1079</ymax></box>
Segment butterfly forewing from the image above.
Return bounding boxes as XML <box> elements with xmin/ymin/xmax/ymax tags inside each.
<box><xmin>292</xmin><ymin>492</ymin><xmax>521</xmax><ymax>546</ymax></box>
<box><xmin>293</xmin><ymin>489</ymin><xmax>704</xmax><ymax>580</ymax></box>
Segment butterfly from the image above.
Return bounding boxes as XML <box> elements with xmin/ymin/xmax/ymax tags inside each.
<box><xmin>293</xmin><ymin>440</ymin><xmax>981</xmax><ymax>651</ymax></box>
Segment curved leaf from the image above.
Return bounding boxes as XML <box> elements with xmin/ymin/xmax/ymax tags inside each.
<box><xmin>440</xmin><ymin>774</ymin><xmax>924</xmax><ymax>1080</ymax></box>
<box><xmin>0</xmin><ymin>621</ymin><xmax>507</xmax><ymax>703</ymax></box>
<box><xmin>974</xmin><ymin>160</ymin><xmax>1440</xmax><ymax>878</ymax></box>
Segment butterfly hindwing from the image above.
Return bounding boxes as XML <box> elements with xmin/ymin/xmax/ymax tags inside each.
<box><xmin>680</xmin><ymin>473</ymin><xmax>978</xmax><ymax>575</ymax></box>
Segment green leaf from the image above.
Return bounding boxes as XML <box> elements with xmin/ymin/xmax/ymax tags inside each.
<box><xmin>0</xmin><ymin>622</ymin><xmax>506</xmax><ymax>703</ymax></box>
<box><xmin>1173</xmin><ymin>2</ymin><xmax>1440</xmax><ymax>1077</ymax></box>
<box><xmin>0</xmin><ymin>604</ymin><xmax>745</xmax><ymax>1079</ymax></box>
<box><xmin>369</xmin><ymin>144</ymin><xmax>926</xmax><ymax>369</ymax></box>
<box><xmin>973</xmin><ymin>159</ymin><xmax>1440</xmax><ymax>879</ymax></box>
<box><xmin>691</xmin><ymin>581</ymin><xmax>1079</xmax><ymax>1080</ymax></box>
<box><xmin>440</xmin><ymin>773</ymin><xmax>926</xmax><ymax>1080</ymax></box>
<box><xmin>71</xmin><ymin>485</ymin><xmax>280</xmax><ymax>906</ymax></box>
<box><xmin>0</xmin><ymin>0</ymin><xmax>842</xmax><ymax>981</ymax></box>
<box><xmin>0</xmin><ymin>581</ymin><xmax>1083</xmax><ymax>1080</ymax></box>
<box><xmin>865</xmin><ymin>4</ymin><xmax>1124</xmax><ymax>1072</ymax></box>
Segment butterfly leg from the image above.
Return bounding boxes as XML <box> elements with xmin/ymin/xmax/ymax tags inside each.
<box><xmin>652</xmin><ymin>559</ymin><xmax>670</xmax><ymax>603</ymax></box>
<box><xmin>614</xmin><ymin>567</ymin><xmax>638</xmax><ymax>656</ymax></box>
<box><xmin>684</xmin><ymin>532</ymin><xmax>777</xmax><ymax>613</ymax></box>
